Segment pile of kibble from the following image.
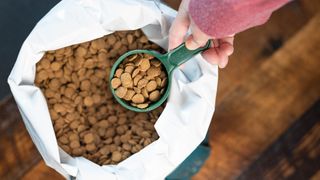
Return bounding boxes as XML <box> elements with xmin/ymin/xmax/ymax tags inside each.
<box><xmin>111</xmin><ymin>53</ymin><xmax>167</xmax><ymax>108</ymax></box>
<box><xmin>35</xmin><ymin>30</ymin><xmax>164</xmax><ymax>165</ymax></box>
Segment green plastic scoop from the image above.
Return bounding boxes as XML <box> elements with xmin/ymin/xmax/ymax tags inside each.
<box><xmin>109</xmin><ymin>40</ymin><xmax>211</xmax><ymax>112</ymax></box>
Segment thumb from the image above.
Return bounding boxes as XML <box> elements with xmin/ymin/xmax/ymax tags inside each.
<box><xmin>168</xmin><ymin>2</ymin><xmax>190</xmax><ymax>50</ymax></box>
<box><xmin>185</xmin><ymin>22</ymin><xmax>211</xmax><ymax>50</ymax></box>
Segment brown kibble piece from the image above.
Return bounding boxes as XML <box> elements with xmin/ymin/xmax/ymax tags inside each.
<box><xmin>65</xmin><ymin>87</ymin><xmax>75</xmax><ymax>98</ymax></box>
<box><xmin>137</xmin><ymin>103</ymin><xmax>149</xmax><ymax>109</ymax></box>
<box><xmin>127</xmin><ymin>34</ymin><xmax>134</xmax><ymax>44</ymax></box>
<box><xmin>137</xmin><ymin>79</ymin><xmax>148</xmax><ymax>89</ymax></box>
<box><xmin>53</xmin><ymin>104</ymin><xmax>65</xmax><ymax>113</ymax></box>
<box><xmin>149</xmin><ymin>90</ymin><xmax>160</xmax><ymax>102</ymax></box>
<box><xmin>144</xmin><ymin>54</ymin><xmax>154</xmax><ymax>59</ymax></box>
<box><xmin>107</xmin><ymin>34</ymin><xmax>116</xmax><ymax>45</ymax></box>
<box><xmin>160</xmin><ymin>71</ymin><xmax>166</xmax><ymax>78</ymax></box>
<box><xmin>141</xmin><ymin>88</ymin><xmax>148</xmax><ymax>98</ymax></box>
<box><xmin>108</xmin><ymin>116</ymin><xmax>117</xmax><ymax>123</ymax></box>
<box><xmin>115</xmin><ymin>69</ymin><xmax>124</xmax><ymax>78</ymax></box>
<box><xmin>132</xmin><ymin>68</ymin><xmax>140</xmax><ymax>78</ymax></box>
<box><xmin>105</xmin><ymin>128</ymin><xmax>116</xmax><ymax>138</ymax></box>
<box><xmin>84</xmin><ymin>133</ymin><xmax>95</xmax><ymax>144</ymax></box>
<box><xmin>115</xmin><ymin>87</ymin><xmax>127</xmax><ymax>98</ymax></box>
<box><xmin>84</xmin><ymin>96</ymin><xmax>94</xmax><ymax>107</ymax></box>
<box><xmin>80</xmin><ymin>80</ymin><xmax>91</xmax><ymax>91</ymax></box>
<box><xmin>86</xmin><ymin>143</ymin><xmax>96</xmax><ymax>152</ymax></box>
<box><xmin>75</xmin><ymin>46</ymin><xmax>87</xmax><ymax>57</ymax></box>
<box><xmin>70</xmin><ymin>140</ymin><xmax>80</xmax><ymax>149</ymax></box>
<box><xmin>131</xmin><ymin>94</ymin><xmax>144</xmax><ymax>104</ymax></box>
<box><xmin>111</xmin><ymin>78</ymin><xmax>121</xmax><ymax>89</ymax></box>
<box><xmin>122</xmin><ymin>143</ymin><xmax>131</xmax><ymax>151</ymax></box>
<box><xmin>146</xmin><ymin>80</ymin><xmax>157</xmax><ymax>92</ymax></box>
<box><xmin>36</xmin><ymin>70</ymin><xmax>48</xmax><ymax>81</ymax></box>
<box><xmin>125</xmin><ymin>65</ymin><xmax>134</xmax><ymax>74</ymax></box>
<box><xmin>49</xmin><ymin>79</ymin><xmax>60</xmax><ymax>91</ymax></box>
<box><xmin>70</xmin><ymin>121</ymin><xmax>80</xmax><ymax>130</ymax></box>
<box><xmin>128</xmin><ymin>54</ymin><xmax>137</xmax><ymax>62</ymax></box>
<box><xmin>133</xmin><ymin>75</ymin><xmax>142</xmax><ymax>86</ymax></box>
<box><xmin>139</xmin><ymin>36</ymin><xmax>148</xmax><ymax>43</ymax></box>
<box><xmin>150</xmin><ymin>59</ymin><xmax>162</xmax><ymax>67</ymax></box>
<box><xmin>40</xmin><ymin>58</ymin><xmax>51</xmax><ymax>69</ymax></box>
<box><xmin>147</xmin><ymin>67</ymin><xmax>161</xmax><ymax>77</ymax></box>
<box><xmin>92</xmin><ymin>94</ymin><xmax>101</xmax><ymax>104</ymax></box>
<box><xmin>141</xmin><ymin>131</ymin><xmax>151</xmax><ymax>138</ymax></box>
<box><xmin>123</xmin><ymin>90</ymin><xmax>135</xmax><ymax>101</ymax></box>
<box><xmin>156</xmin><ymin>77</ymin><xmax>162</xmax><ymax>87</ymax></box>
<box><xmin>134</xmin><ymin>58</ymin><xmax>142</xmax><ymax>66</ymax></box>
<box><xmin>99</xmin><ymin>146</ymin><xmax>110</xmax><ymax>155</ymax></box>
<box><xmin>72</xmin><ymin>148</ymin><xmax>84</xmax><ymax>156</ymax></box>
<box><xmin>139</xmin><ymin>59</ymin><xmax>150</xmax><ymax>72</ymax></box>
<box><xmin>51</xmin><ymin>62</ymin><xmax>62</xmax><ymax>71</ymax></box>
<box><xmin>59</xmin><ymin>136</ymin><xmax>69</xmax><ymax>144</ymax></box>
<box><xmin>120</xmin><ymin>73</ymin><xmax>133</xmax><ymax>88</ymax></box>
<box><xmin>133</xmin><ymin>87</ymin><xmax>141</xmax><ymax>94</ymax></box>
<box><xmin>98</xmin><ymin>120</ymin><xmax>109</xmax><ymax>128</ymax></box>
<box><xmin>111</xmin><ymin>151</ymin><xmax>122</xmax><ymax>162</ymax></box>
<box><xmin>161</xmin><ymin>77</ymin><xmax>167</xmax><ymax>88</ymax></box>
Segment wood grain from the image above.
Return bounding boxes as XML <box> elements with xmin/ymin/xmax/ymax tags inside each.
<box><xmin>300</xmin><ymin>0</ymin><xmax>320</xmax><ymax>17</ymax></box>
<box><xmin>216</xmin><ymin>1</ymin><xmax>309</xmax><ymax>103</ymax></box>
<box><xmin>22</xmin><ymin>161</ymin><xmax>63</xmax><ymax>180</ymax></box>
<box><xmin>0</xmin><ymin>97</ymin><xmax>42</xmax><ymax>180</ymax></box>
<box><xmin>237</xmin><ymin>100</ymin><xmax>320</xmax><ymax>179</ymax></box>
<box><xmin>193</xmin><ymin>12</ymin><xmax>320</xmax><ymax>180</ymax></box>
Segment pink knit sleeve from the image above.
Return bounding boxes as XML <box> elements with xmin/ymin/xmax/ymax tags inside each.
<box><xmin>189</xmin><ymin>0</ymin><xmax>291</xmax><ymax>38</ymax></box>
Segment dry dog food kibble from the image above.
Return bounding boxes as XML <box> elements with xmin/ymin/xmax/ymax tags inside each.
<box><xmin>111</xmin><ymin>53</ymin><xmax>167</xmax><ymax>108</ymax></box>
<box><xmin>35</xmin><ymin>30</ymin><xmax>164</xmax><ymax>165</ymax></box>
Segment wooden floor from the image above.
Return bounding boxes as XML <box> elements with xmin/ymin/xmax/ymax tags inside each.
<box><xmin>1</xmin><ymin>1</ymin><xmax>320</xmax><ymax>180</ymax></box>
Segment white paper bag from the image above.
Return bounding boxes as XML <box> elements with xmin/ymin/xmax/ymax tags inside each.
<box><xmin>8</xmin><ymin>0</ymin><xmax>218</xmax><ymax>179</ymax></box>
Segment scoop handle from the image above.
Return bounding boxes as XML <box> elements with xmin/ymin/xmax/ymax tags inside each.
<box><xmin>166</xmin><ymin>40</ymin><xmax>211</xmax><ymax>70</ymax></box>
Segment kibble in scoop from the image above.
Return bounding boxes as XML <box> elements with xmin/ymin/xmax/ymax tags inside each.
<box><xmin>111</xmin><ymin>53</ymin><xmax>167</xmax><ymax>108</ymax></box>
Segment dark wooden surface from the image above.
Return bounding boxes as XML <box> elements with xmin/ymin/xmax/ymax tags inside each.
<box><xmin>237</xmin><ymin>100</ymin><xmax>320</xmax><ymax>180</ymax></box>
<box><xmin>0</xmin><ymin>97</ymin><xmax>42</xmax><ymax>180</ymax></box>
<box><xmin>1</xmin><ymin>1</ymin><xmax>320</xmax><ymax>180</ymax></box>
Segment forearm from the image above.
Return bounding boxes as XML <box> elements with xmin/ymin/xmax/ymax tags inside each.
<box><xmin>189</xmin><ymin>0</ymin><xmax>291</xmax><ymax>38</ymax></box>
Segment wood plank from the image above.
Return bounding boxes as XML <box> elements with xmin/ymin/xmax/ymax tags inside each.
<box><xmin>0</xmin><ymin>96</ymin><xmax>63</xmax><ymax>180</ymax></box>
<box><xmin>300</xmin><ymin>0</ymin><xmax>320</xmax><ymax>17</ymax></box>
<box><xmin>237</xmin><ymin>100</ymin><xmax>320</xmax><ymax>179</ymax></box>
<box><xmin>193</xmin><ymin>12</ymin><xmax>320</xmax><ymax>180</ymax></box>
<box><xmin>217</xmin><ymin>1</ymin><xmax>309</xmax><ymax>102</ymax></box>
<box><xmin>22</xmin><ymin>161</ymin><xmax>63</xmax><ymax>180</ymax></box>
<box><xmin>0</xmin><ymin>97</ymin><xmax>42</xmax><ymax>180</ymax></box>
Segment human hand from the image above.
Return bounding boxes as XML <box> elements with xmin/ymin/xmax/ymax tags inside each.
<box><xmin>168</xmin><ymin>0</ymin><xmax>234</xmax><ymax>68</ymax></box>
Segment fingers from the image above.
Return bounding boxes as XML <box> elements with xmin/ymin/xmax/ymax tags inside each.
<box><xmin>202</xmin><ymin>36</ymin><xmax>234</xmax><ymax>68</ymax></box>
<box><xmin>185</xmin><ymin>23</ymin><xmax>210</xmax><ymax>50</ymax></box>
<box><xmin>219</xmin><ymin>36</ymin><xmax>234</xmax><ymax>56</ymax></box>
<box><xmin>168</xmin><ymin>2</ymin><xmax>190</xmax><ymax>50</ymax></box>
<box><xmin>202</xmin><ymin>48</ymin><xmax>223</xmax><ymax>65</ymax></box>
<box><xmin>202</xmin><ymin>48</ymin><xmax>229</xmax><ymax>68</ymax></box>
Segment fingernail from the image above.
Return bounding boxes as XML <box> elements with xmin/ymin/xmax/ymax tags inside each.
<box><xmin>185</xmin><ymin>40</ymin><xmax>198</xmax><ymax>50</ymax></box>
